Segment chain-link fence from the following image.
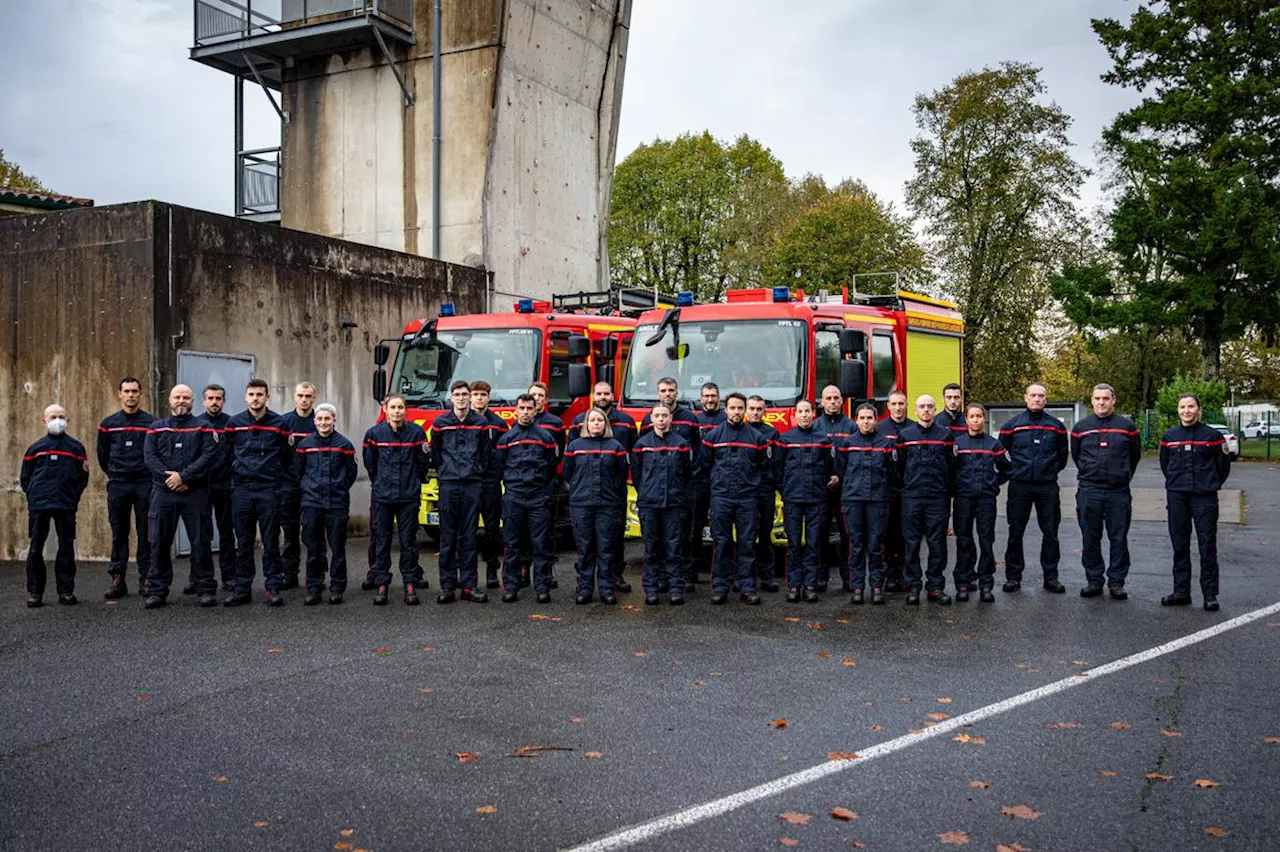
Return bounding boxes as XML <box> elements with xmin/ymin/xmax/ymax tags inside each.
<box><xmin>1135</xmin><ymin>408</ymin><xmax>1277</xmax><ymax>459</ymax></box>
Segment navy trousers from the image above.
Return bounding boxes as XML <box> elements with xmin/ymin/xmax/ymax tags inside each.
<box><xmin>233</xmin><ymin>487</ymin><xmax>282</xmax><ymax>595</ymax></box>
<box><xmin>1167</xmin><ymin>491</ymin><xmax>1220</xmax><ymax>598</ymax></box>
<box><xmin>821</xmin><ymin>489</ymin><xmax>849</xmax><ymax>586</ymax></box>
<box><xmin>755</xmin><ymin>493</ymin><xmax>777</xmax><ymax>586</ymax></box>
<box><xmin>1005</xmin><ymin>480</ymin><xmax>1061</xmax><ymax>582</ymax></box>
<box><xmin>953</xmin><ymin>494</ymin><xmax>997</xmax><ymax>591</ymax></box>
<box><xmin>1077</xmin><ymin>487</ymin><xmax>1132</xmax><ymax>587</ymax></box>
<box><xmin>903</xmin><ymin>494</ymin><xmax>949</xmax><ymax>592</ymax></box>
<box><xmin>710</xmin><ymin>499</ymin><xmax>758</xmax><ymax>596</ymax></box>
<box><xmin>689</xmin><ymin>482</ymin><xmax>713</xmax><ymax>580</ymax></box>
<box><xmin>882</xmin><ymin>491</ymin><xmax>906</xmax><ymax>585</ymax></box>
<box><xmin>303</xmin><ymin>507</ymin><xmax>349</xmax><ymax>594</ymax></box>
<box><xmin>503</xmin><ymin>500</ymin><xmax>553</xmax><ymax>595</ymax></box>
<box><xmin>279</xmin><ymin>487</ymin><xmax>302</xmax><ymax>581</ymax></box>
<box><xmin>782</xmin><ymin>502</ymin><xmax>824</xmax><ymax>591</ymax></box>
<box><xmin>438</xmin><ymin>480</ymin><xmax>480</xmax><ymax>593</ymax></box>
<box><xmin>479</xmin><ymin>480</ymin><xmax>504</xmax><ymax>583</ymax></box>
<box><xmin>844</xmin><ymin>500</ymin><xmax>888</xmax><ymax>592</ymax></box>
<box><xmin>107</xmin><ymin>479</ymin><xmax>150</xmax><ymax>581</ymax></box>
<box><xmin>372</xmin><ymin>500</ymin><xmax>421</xmax><ymax>586</ymax></box>
<box><xmin>571</xmin><ymin>505</ymin><xmax>619</xmax><ymax>598</ymax></box>
<box><xmin>148</xmin><ymin>488</ymin><xmax>211</xmax><ymax>598</ymax></box>
<box><xmin>27</xmin><ymin>510</ymin><xmax>77</xmax><ymax>597</ymax></box>
<box><xmin>202</xmin><ymin>487</ymin><xmax>236</xmax><ymax>589</ymax></box>
<box><xmin>639</xmin><ymin>506</ymin><xmax>686</xmax><ymax>597</ymax></box>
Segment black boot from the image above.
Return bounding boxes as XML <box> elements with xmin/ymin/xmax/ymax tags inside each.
<box><xmin>104</xmin><ymin>575</ymin><xmax>129</xmax><ymax>600</ymax></box>
<box><xmin>1161</xmin><ymin>591</ymin><xmax>1192</xmax><ymax>606</ymax></box>
<box><xmin>373</xmin><ymin>585</ymin><xmax>389</xmax><ymax>606</ymax></box>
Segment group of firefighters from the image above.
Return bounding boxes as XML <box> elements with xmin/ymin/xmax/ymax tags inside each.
<box><xmin>20</xmin><ymin>374</ymin><xmax>1233</xmax><ymax>612</ymax></box>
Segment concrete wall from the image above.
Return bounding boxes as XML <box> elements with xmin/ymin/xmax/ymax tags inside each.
<box><xmin>279</xmin><ymin>0</ymin><xmax>629</xmax><ymax>304</ymax></box>
<box><xmin>0</xmin><ymin>202</ymin><xmax>487</xmax><ymax>559</ymax></box>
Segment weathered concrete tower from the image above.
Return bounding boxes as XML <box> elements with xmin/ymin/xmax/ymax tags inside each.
<box><xmin>190</xmin><ymin>0</ymin><xmax>630</xmax><ymax>302</ymax></box>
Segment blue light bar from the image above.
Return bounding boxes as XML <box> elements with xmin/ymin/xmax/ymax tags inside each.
<box><xmin>517</xmin><ymin>298</ymin><xmax>535</xmax><ymax>313</ymax></box>
<box><xmin>772</xmin><ymin>286</ymin><xmax>790</xmax><ymax>302</ymax></box>
<box><xmin>676</xmin><ymin>291</ymin><xmax>695</xmax><ymax>307</ymax></box>
<box><xmin>440</xmin><ymin>302</ymin><xmax>456</xmax><ymax>317</ymax></box>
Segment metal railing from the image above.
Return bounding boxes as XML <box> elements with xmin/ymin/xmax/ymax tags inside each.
<box><xmin>238</xmin><ymin>147</ymin><xmax>281</xmax><ymax>217</ymax></box>
<box><xmin>194</xmin><ymin>0</ymin><xmax>412</xmax><ymax>46</ymax></box>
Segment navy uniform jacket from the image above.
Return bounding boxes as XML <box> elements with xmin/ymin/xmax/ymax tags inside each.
<box><xmin>952</xmin><ymin>432</ymin><xmax>1013</xmax><ymax>498</ymax></box>
<box><xmin>144</xmin><ymin>413</ymin><xmax>219</xmax><ymax>490</ymax></box>
<box><xmin>475</xmin><ymin>409</ymin><xmax>509</xmax><ymax>483</ymax></box>
<box><xmin>97</xmin><ymin>409</ymin><xmax>155</xmax><ymax>483</ymax></box>
<box><xmin>876</xmin><ymin>416</ymin><xmax>915</xmax><ymax>494</ymax></box>
<box><xmin>936</xmin><ymin>408</ymin><xmax>969</xmax><ymax>438</ymax></box>
<box><xmin>21</xmin><ymin>434</ymin><xmax>90</xmax><ymax>513</ymax></box>
<box><xmin>703</xmin><ymin>419</ymin><xmax>770</xmax><ymax>505</ymax></box>
<box><xmin>227</xmin><ymin>409</ymin><xmax>293</xmax><ymax>489</ymax></box>
<box><xmin>496</xmin><ymin>422</ymin><xmax>558</xmax><ymax>506</ymax></box>
<box><xmin>535</xmin><ymin>412</ymin><xmax>568</xmax><ymax>460</ymax></box>
<box><xmin>748</xmin><ymin>420</ymin><xmax>780</xmax><ymax>500</ymax></box>
<box><xmin>281</xmin><ymin>410</ymin><xmax>317</xmax><ymax>491</ymax></box>
<box><xmin>295</xmin><ymin>430</ymin><xmax>358</xmax><ymax>511</ymax></box>
<box><xmin>364</xmin><ymin>420</ymin><xmax>429</xmax><ymax>502</ymax></box>
<box><xmin>998</xmin><ymin>409</ymin><xmax>1069</xmax><ymax>484</ymax></box>
<box><xmin>774</xmin><ymin>425</ymin><xmax>834</xmax><ymax>505</ymax></box>
<box><xmin>630</xmin><ymin>429</ymin><xmax>692</xmax><ymax>509</ymax></box>
<box><xmin>572</xmin><ymin>407</ymin><xmax>637</xmax><ymax>452</ymax></box>
<box><xmin>835</xmin><ymin>430</ymin><xmax>897</xmax><ymax>503</ymax></box>
<box><xmin>639</xmin><ymin>403</ymin><xmax>702</xmax><ymax>460</ymax></box>
<box><xmin>196</xmin><ymin>410</ymin><xmax>234</xmax><ymax>492</ymax></box>
<box><xmin>692</xmin><ymin>409</ymin><xmax>726</xmax><ymax>483</ymax></box>
<box><xmin>817</xmin><ymin>411</ymin><xmax>856</xmax><ymax>446</ymax></box>
<box><xmin>430</xmin><ymin>410</ymin><xmax>491</xmax><ymax>481</ymax></box>
<box><xmin>563</xmin><ymin>435</ymin><xmax>629</xmax><ymax>508</ymax></box>
<box><xmin>898</xmin><ymin>420</ymin><xmax>955</xmax><ymax>497</ymax></box>
<box><xmin>1071</xmin><ymin>413</ymin><xmax>1141</xmax><ymax>491</ymax></box>
<box><xmin>1159</xmin><ymin>423</ymin><xmax>1233</xmax><ymax>493</ymax></box>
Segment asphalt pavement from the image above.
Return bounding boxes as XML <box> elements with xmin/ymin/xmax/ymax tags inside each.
<box><xmin>2</xmin><ymin>462</ymin><xmax>1278</xmax><ymax>851</ymax></box>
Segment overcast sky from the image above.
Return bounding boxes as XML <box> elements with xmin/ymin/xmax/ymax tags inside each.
<box><xmin>1</xmin><ymin>0</ymin><xmax>1141</xmax><ymax>216</ymax></box>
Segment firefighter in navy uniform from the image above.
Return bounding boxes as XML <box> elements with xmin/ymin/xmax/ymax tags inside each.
<box><xmin>745</xmin><ymin>395</ymin><xmax>781</xmax><ymax>592</ymax></box>
<box><xmin>496</xmin><ymin>394</ymin><xmax>558</xmax><ymax>604</ymax></box>
<box><xmin>899</xmin><ymin>395</ymin><xmax>956</xmax><ymax>605</ymax></box>
<box><xmin>1159</xmin><ymin>393</ymin><xmax>1234</xmax><ymax>611</ymax></box>
<box><xmin>998</xmin><ymin>383</ymin><xmax>1069</xmax><ymax>594</ymax></box>
<box><xmin>815</xmin><ymin>385</ymin><xmax>856</xmax><ymax>591</ymax></box>
<box><xmin>196</xmin><ymin>384</ymin><xmax>236</xmax><ymax>592</ymax></box>
<box><xmin>951</xmin><ymin>404</ymin><xmax>1012</xmax><ymax>603</ymax></box>
<box><xmin>21</xmin><ymin>404</ymin><xmax>90</xmax><ymax>607</ymax></box>
<box><xmin>295</xmin><ymin>403</ymin><xmax>358</xmax><ymax>605</ymax></box>
<box><xmin>279</xmin><ymin>382</ymin><xmax>318</xmax><ymax>590</ymax></box>
<box><xmin>470</xmin><ymin>380</ymin><xmax>509</xmax><ymax>590</ymax></box>
<box><xmin>564</xmin><ymin>407</ymin><xmax>629</xmax><ymax>605</ymax></box>
<box><xmin>527</xmin><ymin>381</ymin><xmax>566</xmax><ymax>589</ymax></box>
<box><xmin>572</xmin><ymin>382</ymin><xmax>636</xmax><ymax>591</ymax></box>
<box><xmin>936</xmin><ymin>383</ymin><xmax>968</xmax><ymax>436</ymax></box>
<box><xmin>142</xmin><ymin>384</ymin><xmax>219</xmax><ymax>608</ymax></box>
<box><xmin>703</xmin><ymin>392</ymin><xmax>771</xmax><ymax>606</ymax></box>
<box><xmin>690</xmin><ymin>382</ymin><xmax>725</xmax><ymax>587</ymax></box>
<box><xmin>365</xmin><ymin>394</ymin><xmax>430</xmax><ymax>605</ymax></box>
<box><xmin>774</xmin><ymin>400</ymin><xmax>834</xmax><ymax>604</ymax></box>
<box><xmin>97</xmin><ymin>377</ymin><xmax>155</xmax><ymax>600</ymax></box>
<box><xmin>224</xmin><ymin>378</ymin><xmax>293</xmax><ymax>607</ymax></box>
<box><xmin>1070</xmin><ymin>383</ymin><xmax>1142</xmax><ymax>600</ymax></box>
<box><xmin>430</xmin><ymin>381</ymin><xmax>492</xmax><ymax>604</ymax></box>
<box><xmin>836</xmin><ymin>403</ymin><xmax>898</xmax><ymax>605</ymax></box>
<box><xmin>631</xmin><ymin>402</ymin><xmax>693</xmax><ymax>605</ymax></box>
<box><xmin>638</xmin><ymin>377</ymin><xmax>701</xmax><ymax>593</ymax></box>
<box><xmin>876</xmin><ymin>390</ymin><xmax>914</xmax><ymax>593</ymax></box>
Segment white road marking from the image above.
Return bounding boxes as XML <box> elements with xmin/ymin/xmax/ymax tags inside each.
<box><xmin>562</xmin><ymin>600</ymin><xmax>1280</xmax><ymax>852</ymax></box>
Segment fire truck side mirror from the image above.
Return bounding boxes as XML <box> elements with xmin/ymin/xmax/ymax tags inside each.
<box><xmin>839</xmin><ymin>359</ymin><xmax>867</xmax><ymax>401</ymax></box>
<box><xmin>599</xmin><ymin>364</ymin><xmax>616</xmax><ymax>387</ymax></box>
<box><xmin>599</xmin><ymin>337</ymin><xmax>618</xmax><ymax>360</ymax></box>
<box><xmin>838</xmin><ymin>329</ymin><xmax>867</xmax><ymax>357</ymax></box>
<box><xmin>374</xmin><ymin>343</ymin><xmax>391</xmax><ymax>366</ymax></box>
<box><xmin>372</xmin><ymin>368</ymin><xmax>388</xmax><ymax>403</ymax></box>
<box><xmin>568</xmin><ymin>363</ymin><xmax>591</xmax><ymax>399</ymax></box>
<box><xmin>567</xmin><ymin>334</ymin><xmax>590</xmax><ymax>359</ymax></box>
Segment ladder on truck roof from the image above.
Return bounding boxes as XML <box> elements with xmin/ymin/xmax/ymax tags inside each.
<box><xmin>551</xmin><ymin>287</ymin><xmax>678</xmax><ymax>317</ymax></box>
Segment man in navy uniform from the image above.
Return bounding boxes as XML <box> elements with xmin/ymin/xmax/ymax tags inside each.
<box><xmin>196</xmin><ymin>384</ymin><xmax>236</xmax><ymax>592</ymax></box>
<box><xmin>745</xmin><ymin>394</ymin><xmax>781</xmax><ymax>592</ymax></box>
<box><xmin>936</xmin><ymin>383</ymin><xmax>967</xmax><ymax>436</ymax></box>
<box><xmin>21</xmin><ymin>403</ymin><xmax>90</xmax><ymax>607</ymax></box>
<box><xmin>631</xmin><ymin>402</ymin><xmax>693</xmax><ymax>605</ymax></box>
<box><xmin>876</xmin><ymin>390</ymin><xmax>914</xmax><ymax>593</ymax></box>
<box><xmin>816</xmin><ymin>385</ymin><xmax>855</xmax><ymax>591</ymax></box>
<box><xmin>898</xmin><ymin>395</ymin><xmax>956</xmax><ymax>605</ymax></box>
<box><xmin>702</xmin><ymin>393</ymin><xmax>771</xmax><ymax>605</ymax></box>
<box><xmin>470</xmin><ymin>380</ymin><xmax>509</xmax><ymax>590</ymax></box>
<box><xmin>496</xmin><ymin>394</ymin><xmax>558</xmax><ymax>603</ymax></box>
<box><xmin>951</xmin><ymin>403</ymin><xmax>1012</xmax><ymax>603</ymax></box>
<box><xmin>690</xmin><ymin>382</ymin><xmax>726</xmax><ymax>587</ymax></box>
<box><xmin>431</xmin><ymin>381</ymin><xmax>492</xmax><ymax>603</ymax></box>
<box><xmin>279</xmin><ymin>381</ymin><xmax>317</xmax><ymax>590</ymax></box>
<box><xmin>999</xmin><ymin>383</ymin><xmax>1069</xmax><ymax>594</ymax></box>
<box><xmin>98</xmin><ymin>377</ymin><xmax>155</xmax><ymax>600</ymax></box>
<box><xmin>639</xmin><ymin>377</ymin><xmax>701</xmax><ymax>593</ymax></box>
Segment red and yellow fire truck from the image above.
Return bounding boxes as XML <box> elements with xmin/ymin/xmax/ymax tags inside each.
<box><xmin>616</xmin><ymin>285</ymin><xmax>965</xmax><ymax>542</ymax></box>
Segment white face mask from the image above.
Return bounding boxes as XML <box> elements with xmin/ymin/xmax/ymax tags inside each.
<box><xmin>47</xmin><ymin>418</ymin><xmax>68</xmax><ymax>436</ymax></box>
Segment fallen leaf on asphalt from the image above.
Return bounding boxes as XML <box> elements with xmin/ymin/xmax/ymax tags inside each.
<box><xmin>253</xmin><ymin>821</ymin><xmax>269</xmax><ymax>827</ymax></box>
<box><xmin>1264</xmin><ymin>737</ymin><xmax>1280</xmax><ymax>744</ymax></box>
<box><xmin>528</xmin><ymin>614</ymin><xmax>549</xmax><ymax>621</ymax></box>
<box><xmin>333</xmin><ymin>844</ymin><xmax>352</xmax><ymax>851</ymax></box>
<box><xmin>963</xmin><ymin>633</ymin><xmax>977</xmax><ymax>641</ymax></box>
<box><xmin>953</xmin><ymin>734</ymin><xmax>985</xmax><ymax>745</ymax></box>
<box><xmin>869</xmin><ymin>724</ymin><xmax>885</xmax><ymax>731</ymax></box>
<box><xmin>827</xmin><ymin>751</ymin><xmax>860</xmax><ymax>760</ymax></box>
<box><xmin>1001</xmin><ymin>805</ymin><xmax>1041</xmax><ymax>820</ymax></box>
<box><xmin>899</xmin><ymin>696</ymin><xmax>914</xmax><ymax>703</ymax></box>
<box><xmin>841</xmin><ymin>658</ymin><xmax>857</xmax><ymax>667</ymax></box>
<box><xmin>770</xmin><ymin>718</ymin><xmax>788</xmax><ymax>729</ymax></box>
<box><xmin>456</xmin><ymin>752</ymin><xmax>478</xmax><ymax>763</ymax></box>
<box><xmin>476</xmin><ymin>805</ymin><xmax>497</xmax><ymax>814</ymax></box>
<box><xmin>211</xmin><ymin>775</ymin><xmax>229</xmax><ymax>783</ymax></box>
<box><xmin>418</xmin><ymin>687</ymin><xmax>434</xmax><ymax>695</ymax></box>
<box><xmin>583</xmin><ymin>751</ymin><xmax>603</xmax><ymax>759</ymax></box>
<box><xmin>808</xmin><ymin>622</ymin><xmax>823</xmax><ymax>630</ymax></box>
<box><xmin>909</xmin><ymin>729</ymin><xmax>925</xmax><ymax>735</ymax></box>
<box><xmin>137</xmin><ymin>694</ymin><xmax>151</xmax><ymax>702</ymax></box>
<box><xmin>779</xmin><ymin>839</ymin><xmax>798</xmax><ymax>847</ymax></box>
<box><xmin>1160</xmin><ymin>729</ymin><xmax>1183</xmax><ymax>738</ymax></box>
<box><xmin>969</xmin><ymin>780</ymin><xmax>990</xmax><ymax>789</ymax></box>
<box><xmin>778</xmin><ymin>811</ymin><xmax>811</xmax><ymax>825</ymax></box>
<box><xmin>830</xmin><ymin>807</ymin><xmax>858</xmax><ymax>820</ymax></box>
<box><xmin>711</xmin><ymin>671</ymin><xmax>723</xmax><ymax>676</ymax></box>
<box><xmin>995</xmin><ymin>844</ymin><xmax>1030</xmax><ymax>852</ymax></box>
<box><xmin>104</xmin><ymin>601</ymin><xmax>118</xmax><ymax>606</ymax></box>
<box><xmin>1109</xmin><ymin>721</ymin><xmax>1131</xmax><ymax>730</ymax></box>
<box><xmin>835</xmin><ymin>618</ymin><xmax>851</xmax><ymax>624</ymax></box>
<box><xmin>1013</xmin><ymin>664</ymin><xmax>1026</xmax><ymax>669</ymax></box>
<box><xmin>938</xmin><ymin>830</ymin><xmax>970</xmax><ymax>845</ymax></box>
<box><xmin>938</xmin><ymin>697</ymin><xmax>953</xmax><ymax>704</ymax></box>
<box><xmin>422</xmin><ymin>647</ymin><xmax>436</xmax><ymax>653</ymax></box>
<box><xmin>551</xmin><ymin>616</ymin><xmax>563</xmax><ymax>622</ymax></box>
<box><xmin>852</xmin><ymin>843</ymin><xmax>867</xmax><ymax>849</ymax></box>
<box><xmin>692</xmin><ymin>680</ymin><xmax>706</xmax><ymax>687</ymax></box>
<box><xmin>1145</xmin><ymin>773</ymin><xmax>1173</xmax><ymax>782</ymax></box>
<box><xmin>354</xmin><ymin>848</ymin><xmax>370</xmax><ymax>852</ymax></box>
<box><xmin>375</xmin><ymin>648</ymin><xmax>390</xmax><ymax>654</ymax></box>
<box><xmin>817</xmin><ymin>652</ymin><xmax>833</xmax><ymax>659</ymax></box>
<box><xmin>634</xmin><ymin>652</ymin><xmax>646</xmax><ymax>658</ymax></box>
<box><xmin>1194</xmin><ymin>779</ymin><xmax>1221</xmax><ymax>788</ymax></box>
<box><xmin>784</xmin><ymin>617</ymin><xmax>802</xmax><ymax>622</ymax></box>
<box><xmin>511</xmin><ymin>745</ymin><xmax>574</xmax><ymax>758</ymax></box>
<box><xmin>1099</xmin><ymin>771</ymin><xmax>1117</xmax><ymax>777</ymax></box>
<box><xmin>339</xmin><ymin>829</ymin><xmax>355</xmax><ymax>837</ymax></box>
<box><xmin>926</xmin><ymin>712</ymin><xmax>951</xmax><ymax>721</ymax></box>
<box><xmin>569</xmin><ymin>717</ymin><xmax>584</xmax><ymax>723</ymax></box>
<box><xmin>1204</xmin><ymin>827</ymin><xmax>1228</xmax><ymax>837</ymax></box>
<box><xmin>621</xmin><ymin>604</ymin><xmax>640</xmax><ymax>611</ymax></box>
<box><xmin>267</xmin><ymin>648</ymin><xmax>283</xmax><ymax>654</ymax></box>
<box><xmin>1070</xmin><ymin>660</ymin><xmax>1090</xmax><ymax>667</ymax></box>
<box><xmin>1045</xmin><ymin>722</ymin><xmax>1083</xmax><ymax>729</ymax></box>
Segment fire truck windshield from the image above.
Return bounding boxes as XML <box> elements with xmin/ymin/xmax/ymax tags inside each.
<box><xmin>390</xmin><ymin>328</ymin><xmax>541</xmax><ymax>407</ymax></box>
<box><xmin>623</xmin><ymin>319</ymin><xmax>807</xmax><ymax>406</ymax></box>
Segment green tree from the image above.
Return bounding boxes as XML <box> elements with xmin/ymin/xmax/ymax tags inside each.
<box><xmin>0</xmin><ymin>149</ymin><xmax>46</xmax><ymax>191</ymax></box>
<box><xmin>1091</xmin><ymin>0</ymin><xmax>1280</xmax><ymax>380</ymax></box>
<box><xmin>1155</xmin><ymin>373</ymin><xmax>1228</xmax><ymax>433</ymax></box>
<box><xmin>905</xmin><ymin>62</ymin><xmax>1086</xmax><ymax>401</ymax></box>
<box><xmin>1222</xmin><ymin>333</ymin><xmax>1280</xmax><ymax>401</ymax></box>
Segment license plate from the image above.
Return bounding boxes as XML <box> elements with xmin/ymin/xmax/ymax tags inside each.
<box><xmin>426</xmin><ymin>512</ymin><xmax>439</xmax><ymax>525</ymax></box>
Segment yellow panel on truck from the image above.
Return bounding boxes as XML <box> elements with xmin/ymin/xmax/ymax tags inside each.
<box><xmin>900</xmin><ymin>291</ymin><xmax>965</xmax><ymax>400</ymax></box>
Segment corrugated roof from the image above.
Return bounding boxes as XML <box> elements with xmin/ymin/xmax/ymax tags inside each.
<box><xmin>0</xmin><ymin>184</ymin><xmax>94</xmax><ymax>209</ymax></box>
